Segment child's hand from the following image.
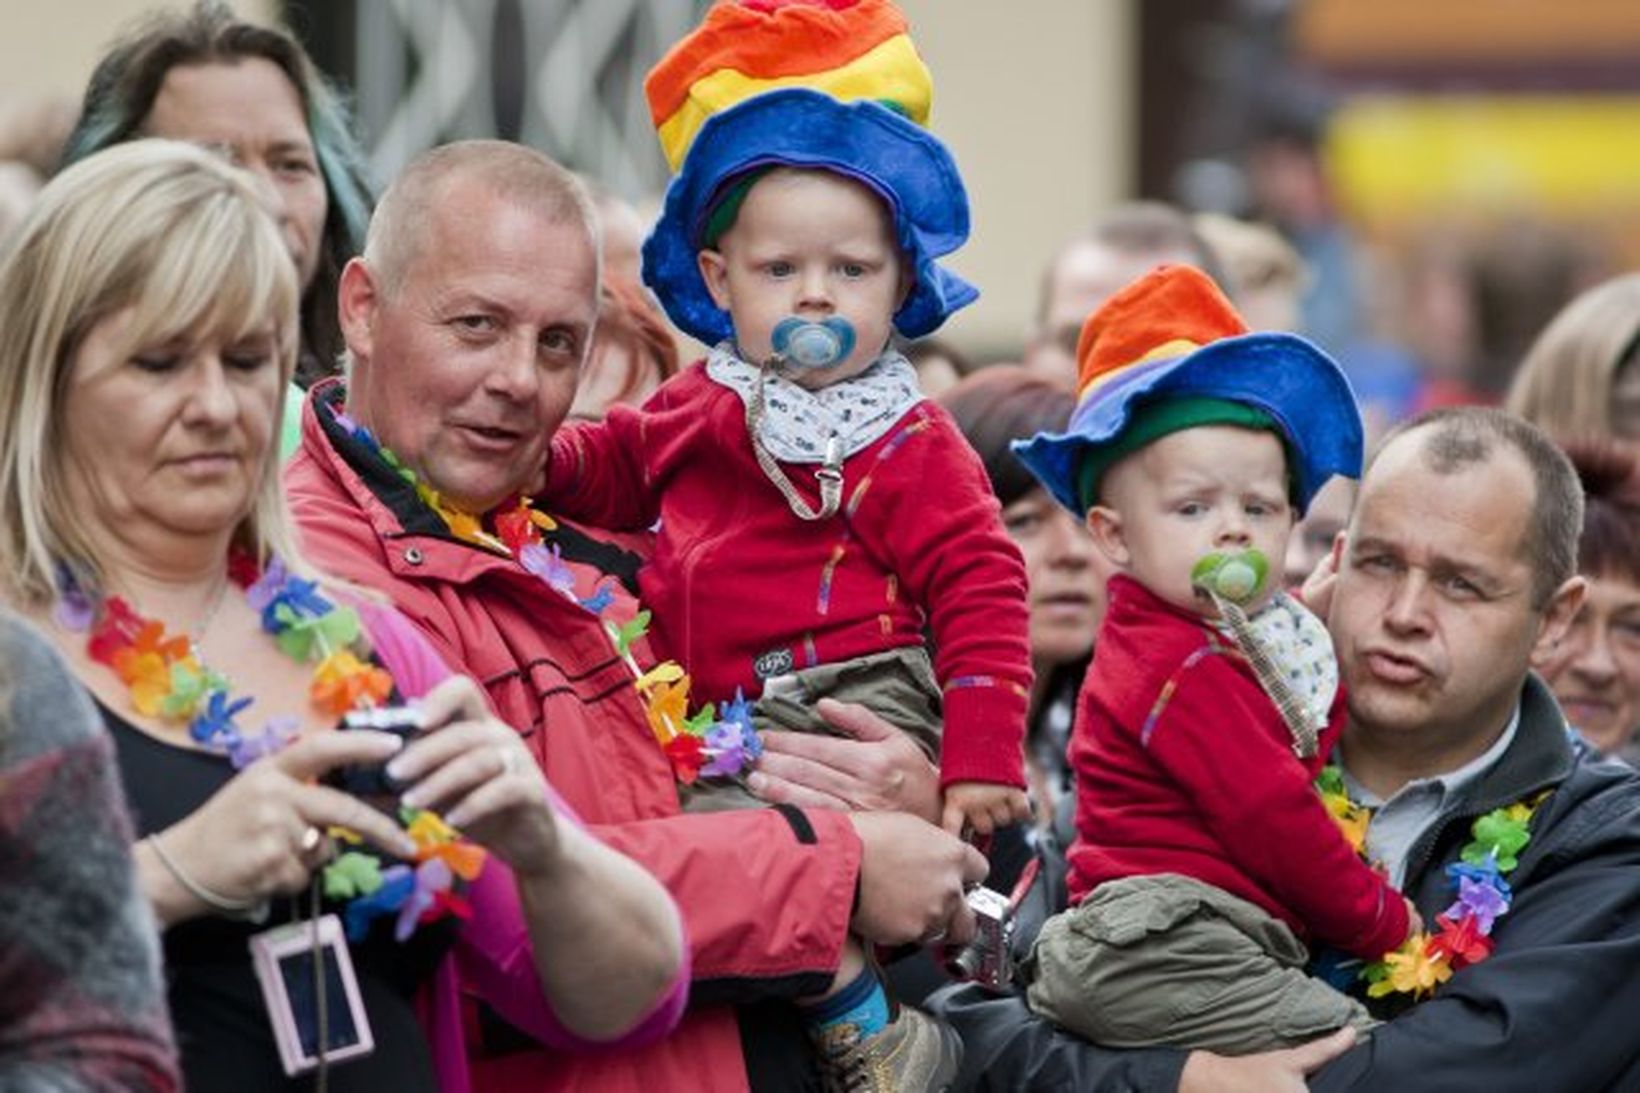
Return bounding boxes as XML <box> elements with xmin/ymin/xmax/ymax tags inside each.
<box><xmin>941</xmin><ymin>782</ymin><xmax>1032</xmax><ymax>837</ymax></box>
<box><xmin>1403</xmin><ymin>897</ymin><xmax>1425</xmax><ymax>940</ymax></box>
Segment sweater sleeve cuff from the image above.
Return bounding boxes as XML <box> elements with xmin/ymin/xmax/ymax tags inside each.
<box><xmin>938</xmin><ymin>681</ymin><xmax>1029</xmax><ymax>789</ymax></box>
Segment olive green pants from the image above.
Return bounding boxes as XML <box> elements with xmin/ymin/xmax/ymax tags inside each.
<box><xmin>1025</xmin><ymin>874</ymin><xmax>1377</xmax><ymax>1055</ymax></box>
<box><xmin>680</xmin><ymin>646</ymin><xmax>942</xmax><ymax>813</ymax></box>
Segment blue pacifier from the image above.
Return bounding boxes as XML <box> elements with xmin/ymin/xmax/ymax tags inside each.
<box><xmin>771</xmin><ymin>316</ymin><xmax>857</xmax><ymax>369</ymax></box>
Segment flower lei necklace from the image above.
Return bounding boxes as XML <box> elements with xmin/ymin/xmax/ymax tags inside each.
<box><xmin>1316</xmin><ymin>764</ymin><xmax>1547</xmax><ymax>998</ymax></box>
<box><xmin>331</xmin><ymin>404</ymin><xmax>761</xmax><ymax>785</ymax></box>
<box><xmin>58</xmin><ymin>556</ymin><xmax>485</xmax><ymax>941</ymax></box>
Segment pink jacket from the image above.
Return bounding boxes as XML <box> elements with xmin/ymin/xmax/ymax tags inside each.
<box><xmin>358</xmin><ymin>601</ymin><xmax>689</xmax><ymax>1092</ymax></box>
<box><xmin>288</xmin><ymin>381</ymin><xmax>862</xmax><ymax>1092</ymax></box>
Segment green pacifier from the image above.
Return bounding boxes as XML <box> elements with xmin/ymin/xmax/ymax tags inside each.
<box><xmin>1190</xmin><ymin>549</ymin><xmax>1271</xmax><ymax>606</ymax></box>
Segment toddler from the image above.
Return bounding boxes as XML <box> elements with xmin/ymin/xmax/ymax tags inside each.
<box><xmin>541</xmin><ymin>1</ymin><xmax>1031</xmax><ymax>1086</ymax></box>
<box><xmin>1015</xmin><ymin>265</ymin><xmax>1419</xmax><ymax>1054</ymax></box>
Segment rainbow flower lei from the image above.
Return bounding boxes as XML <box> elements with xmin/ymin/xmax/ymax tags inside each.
<box><xmin>1316</xmin><ymin>765</ymin><xmax>1546</xmax><ymax>999</ymax></box>
<box><xmin>60</xmin><ymin>556</ymin><xmax>485</xmax><ymax>941</ymax></box>
<box><xmin>332</xmin><ymin>405</ymin><xmax>761</xmax><ymax>785</ymax></box>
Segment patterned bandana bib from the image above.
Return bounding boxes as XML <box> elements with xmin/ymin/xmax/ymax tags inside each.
<box><xmin>706</xmin><ymin>342</ymin><xmax>923</xmax><ymax>463</ymax></box>
<box><xmin>1216</xmin><ymin>591</ymin><xmax>1339</xmax><ymax>730</ymax></box>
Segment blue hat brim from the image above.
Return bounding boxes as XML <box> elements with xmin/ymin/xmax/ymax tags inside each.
<box><xmin>1014</xmin><ymin>332</ymin><xmax>1364</xmax><ymax>516</ymax></box>
<box><xmin>641</xmin><ymin>88</ymin><xmax>977</xmax><ymax>346</ymax></box>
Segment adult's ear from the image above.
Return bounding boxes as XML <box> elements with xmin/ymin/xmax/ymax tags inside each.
<box><xmin>1534</xmin><ymin>574</ymin><xmax>1588</xmax><ymax>658</ymax></box>
<box><xmin>696</xmin><ymin>249</ymin><xmax>731</xmax><ymax>310</ymax></box>
<box><xmin>1084</xmin><ymin>505</ymin><xmax>1131</xmax><ymax>570</ymax></box>
<box><xmin>336</xmin><ymin>257</ymin><xmax>379</xmax><ymax>366</ymax></box>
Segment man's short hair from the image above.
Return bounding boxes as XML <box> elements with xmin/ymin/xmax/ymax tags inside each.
<box><xmin>1372</xmin><ymin>407</ymin><xmax>1583</xmax><ymax>606</ymax></box>
<box><xmin>364</xmin><ymin>139</ymin><xmax>600</xmax><ymax>297</ymax></box>
<box><xmin>1035</xmin><ymin>201</ymin><xmax>1224</xmax><ymax>328</ymax></box>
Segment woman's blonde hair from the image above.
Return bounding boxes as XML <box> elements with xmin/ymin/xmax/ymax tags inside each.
<box><xmin>1506</xmin><ymin>272</ymin><xmax>1640</xmax><ymax>439</ymax></box>
<box><xmin>0</xmin><ymin>138</ymin><xmax>302</xmax><ymax>608</ymax></box>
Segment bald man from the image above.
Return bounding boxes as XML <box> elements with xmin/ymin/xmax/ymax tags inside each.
<box><xmin>285</xmin><ymin>139</ymin><xmax>987</xmax><ymax>1091</ymax></box>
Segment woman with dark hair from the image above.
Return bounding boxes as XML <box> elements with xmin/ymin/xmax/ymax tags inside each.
<box><xmin>1533</xmin><ymin>438</ymin><xmax>1640</xmax><ymax>763</ymax></box>
<box><xmin>939</xmin><ymin>365</ymin><xmax>1105</xmax><ymax>835</ymax></box>
<box><xmin>60</xmin><ymin>0</ymin><xmax>372</xmax><ymax>391</ymax></box>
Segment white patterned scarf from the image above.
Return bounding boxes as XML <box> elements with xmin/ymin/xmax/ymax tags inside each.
<box><xmin>706</xmin><ymin>342</ymin><xmax>924</xmax><ymax>464</ymax></box>
<box><xmin>1215</xmin><ymin>591</ymin><xmax>1340</xmax><ymax>731</ymax></box>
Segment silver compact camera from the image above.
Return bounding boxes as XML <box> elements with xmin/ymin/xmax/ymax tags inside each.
<box><xmin>945</xmin><ymin>885</ymin><xmax>1015</xmax><ymax>990</ymax></box>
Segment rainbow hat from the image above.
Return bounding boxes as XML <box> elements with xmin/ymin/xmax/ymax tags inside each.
<box><xmin>640</xmin><ymin>0</ymin><xmax>976</xmax><ymax>346</ymax></box>
<box><xmin>1014</xmin><ymin>265</ymin><xmax>1363</xmax><ymax>516</ymax></box>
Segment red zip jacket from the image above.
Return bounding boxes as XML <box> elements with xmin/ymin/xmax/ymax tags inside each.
<box><xmin>1068</xmin><ymin>575</ymin><xmax>1410</xmax><ymax>960</ymax></box>
<box><xmin>286</xmin><ymin>380</ymin><xmax>861</xmax><ymax>1092</ymax></box>
<box><xmin>544</xmin><ymin>362</ymin><xmax>1030</xmax><ymax>788</ymax></box>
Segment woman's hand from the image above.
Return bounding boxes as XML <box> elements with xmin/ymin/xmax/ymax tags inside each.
<box><xmin>747</xmin><ymin>698</ymin><xmax>943</xmax><ymax>823</ymax></box>
<box><xmin>145</xmin><ymin>730</ymin><xmax>418</xmax><ymax>926</ymax></box>
<box><xmin>386</xmin><ymin>675</ymin><xmax>563</xmax><ymax>876</ymax></box>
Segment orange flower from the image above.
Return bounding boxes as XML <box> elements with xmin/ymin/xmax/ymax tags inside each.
<box><xmin>310</xmin><ymin>651</ymin><xmax>393</xmax><ymax>717</ymax></box>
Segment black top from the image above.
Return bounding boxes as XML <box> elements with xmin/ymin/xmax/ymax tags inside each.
<box><xmin>106</xmin><ymin>702</ymin><xmax>455</xmax><ymax>1092</ymax></box>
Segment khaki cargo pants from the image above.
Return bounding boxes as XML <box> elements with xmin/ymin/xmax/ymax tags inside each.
<box><xmin>680</xmin><ymin>646</ymin><xmax>943</xmax><ymax>812</ymax></box>
<box><xmin>1024</xmin><ymin>874</ymin><xmax>1377</xmax><ymax>1055</ymax></box>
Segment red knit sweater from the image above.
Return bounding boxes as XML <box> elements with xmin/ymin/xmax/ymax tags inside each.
<box><xmin>1067</xmin><ymin>576</ymin><xmax>1410</xmax><ymax>960</ymax></box>
<box><xmin>544</xmin><ymin>363</ymin><xmax>1030</xmax><ymax>788</ymax></box>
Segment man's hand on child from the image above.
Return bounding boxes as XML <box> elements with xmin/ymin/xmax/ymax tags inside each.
<box><xmin>941</xmin><ymin>782</ymin><xmax>1032</xmax><ymax>837</ymax></box>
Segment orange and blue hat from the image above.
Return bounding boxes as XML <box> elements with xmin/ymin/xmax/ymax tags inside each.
<box><xmin>640</xmin><ymin>0</ymin><xmax>976</xmax><ymax>346</ymax></box>
<box><xmin>1014</xmin><ymin>265</ymin><xmax>1363</xmax><ymax>516</ymax></box>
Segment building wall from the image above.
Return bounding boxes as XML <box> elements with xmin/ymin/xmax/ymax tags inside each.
<box><xmin>0</xmin><ymin>0</ymin><xmax>278</xmax><ymax>99</ymax></box>
<box><xmin>899</xmin><ymin>0</ymin><xmax>1134</xmax><ymax>359</ymax></box>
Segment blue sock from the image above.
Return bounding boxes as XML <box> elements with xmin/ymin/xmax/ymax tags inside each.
<box><xmin>801</xmin><ymin>966</ymin><xmax>890</xmax><ymax>1039</ymax></box>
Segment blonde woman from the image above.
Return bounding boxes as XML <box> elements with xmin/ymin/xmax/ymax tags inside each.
<box><xmin>0</xmin><ymin>139</ymin><xmax>686</xmax><ymax>1091</ymax></box>
<box><xmin>1506</xmin><ymin>273</ymin><xmax>1640</xmax><ymax>441</ymax></box>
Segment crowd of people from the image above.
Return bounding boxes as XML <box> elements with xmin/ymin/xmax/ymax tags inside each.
<box><xmin>3</xmin><ymin>2</ymin><xmax>1640</xmax><ymax>1092</ymax></box>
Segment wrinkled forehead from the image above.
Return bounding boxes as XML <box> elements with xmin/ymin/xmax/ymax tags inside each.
<box><xmin>1353</xmin><ymin>439</ymin><xmax>1535</xmax><ymax>568</ymax></box>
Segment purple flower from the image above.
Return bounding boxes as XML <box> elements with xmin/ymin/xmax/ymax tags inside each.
<box><xmin>227</xmin><ymin>717</ymin><xmax>299</xmax><ymax>769</ymax></box>
<box><xmin>701</xmin><ymin>721</ymin><xmax>749</xmax><ymax>778</ymax></box>
<box><xmin>1445</xmin><ymin>875</ymin><xmax>1510</xmax><ymax>934</ymax></box>
<box><xmin>519</xmin><ymin>542</ymin><xmax>576</xmax><ymax>597</ymax></box>
<box><xmin>395</xmin><ymin>858</ymin><xmax>453</xmax><ymax>941</ymax></box>
<box><xmin>245</xmin><ymin>557</ymin><xmax>289</xmax><ymax>611</ymax></box>
<box><xmin>53</xmin><ymin>570</ymin><xmax>95</xmax><ymax>633</ymax></box>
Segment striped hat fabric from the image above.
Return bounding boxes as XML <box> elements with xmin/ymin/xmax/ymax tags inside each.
<box><xmin>1013</xmin><ymin>265</ymin><xmax>1364</xmax><ymax>517</ymax></box>
<box><xmin>639</xmin><ymin>0</ymin><xmax>976</xmax><ymax>347</ymax></box>
<box><xmin>644</xmin><ymin>0</ymin><xmax>931</xmax><ymax>173</ymax></box>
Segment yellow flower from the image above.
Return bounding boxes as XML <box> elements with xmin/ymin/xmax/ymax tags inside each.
<box><xmin>1367</xmin><ymin>937</ymin><xmax>1452</xmax><ymax>998</ymax></box>
<box><xmin>643</xmin><ymin>675</ymin><xmax>692</xmax><ymax>744</ymax></box>
<box><xmin>406</xmin><ymin>809</ymin><xmax>457</xmax><ymax>848</ymax></box>
<box><xmin>1320</xmin><ymin>791</ymin><xmax>1370</xmax><ymax>855</ymax></box>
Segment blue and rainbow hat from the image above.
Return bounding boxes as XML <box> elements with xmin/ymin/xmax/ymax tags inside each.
<box><xmin>1014</xmin><ymin>265</ymin><xmax>1363</xmax><ymax>516</ymax></box>
<box><xmin>639</xmin><ymin>0</ymin><xmax>976</xmax><ymax>346</ymax></box>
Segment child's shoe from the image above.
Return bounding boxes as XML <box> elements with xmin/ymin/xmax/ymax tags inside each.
<box><xmin>812</xmin><ymin>1003</ymin><xmax>963</xmax><ymax>1092</ymax></box>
